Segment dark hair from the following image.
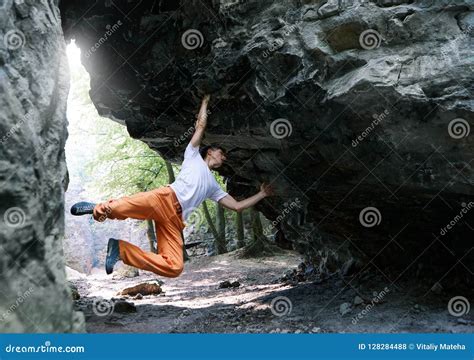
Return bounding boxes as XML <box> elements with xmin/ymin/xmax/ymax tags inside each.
<box><xmin>199</xmin><ymin>144</ymin><xmax>226</xmax><ymax>159</ymax></box>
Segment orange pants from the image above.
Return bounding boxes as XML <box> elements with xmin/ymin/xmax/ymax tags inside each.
<box><xmin>93</xmin><ymin>185</ymin><xmax>186</xmax><ymax>278</ymax></box>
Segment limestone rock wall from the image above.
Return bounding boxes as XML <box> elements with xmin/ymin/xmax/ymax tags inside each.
<box><xmin>0</xmin><ymin>0</ymin><xmax>83</xmax><ymax>332</ymax></box>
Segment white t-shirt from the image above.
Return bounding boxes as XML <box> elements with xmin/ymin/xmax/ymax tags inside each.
<box><xmin>170</xmin><ymin>143</ymin><xmax>229</xmax><ymax>222</ymax></box>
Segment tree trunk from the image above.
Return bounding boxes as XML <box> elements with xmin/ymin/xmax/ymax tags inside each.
<box><xmin>165</xmin><ymin>160</ymin><xmax>175</xmax><ymax>183</ymax></box>
<box><xmin>215</xmin><ymin>203</ymin><xmax>227</xmax><ymax>254</ymax></box>
<box><xmin>203</xmin><ymin>200</ymin><xmax>226</xmax><ymax>255</ymax></box>
<box><xmin>251</xmin><ymin>207</ymin><xmax>263</xmax><ymax>242</ymax></box>
<box><xmin>165</xmin><ymin>159</ymin><xmax>188</xmax><ymax>261</ymax></box>
<box><xmin>146</xmin><ymin>219</ymin><xmax>157</xmax><ymax>253</ymax></box>
<box><xmin>241</xmin><ymin>207</ymin><xmax>279</xmax><ymax>257</ymax></box>
<box><xmin>236</xmin><ymin>210</ymin><xmax>245</xmax><ymax>248</ymax></box>
<box><xmin>203</xmin><ymin>200</ymin><xmax>219</xmax><ymax>239</ymax></box>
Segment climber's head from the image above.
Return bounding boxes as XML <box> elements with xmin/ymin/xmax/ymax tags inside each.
<box><xmin>200</xmin><ymin>144</ymin><xmax>227</xmax><ymax>169</ymax></box>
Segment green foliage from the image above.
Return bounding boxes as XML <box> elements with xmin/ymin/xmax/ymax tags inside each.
<box><xmin>85</xmin><ymin>121</ymin><xmax>175</xmax><ymax>198</ymax></box>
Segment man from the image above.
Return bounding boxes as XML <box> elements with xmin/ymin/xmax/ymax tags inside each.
<box><xmin>70</xmin><ymin>95</ymin><xmax>273</xmax><ymax>278</ymax></box>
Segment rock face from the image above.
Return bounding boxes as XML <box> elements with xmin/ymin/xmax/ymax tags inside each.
<box><xmin>0</xmin><ymin>0</ymin><xmax>83</xmax><ymax>331</ymax></box>
<box><xmin>60</xmin><ymin>1</ymin><xmax>473</xmax><ymax>279</ymax></box>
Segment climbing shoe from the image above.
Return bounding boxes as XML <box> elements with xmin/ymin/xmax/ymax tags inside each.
<box><xmin>105</xmin><ymin>238</ymin><xmax>121</xmax><ymax>275</ymax></box>
<box><xmin>70</xmin><ymin>201</ymin><xmax>96</xmax><ymax>216</ymax></box>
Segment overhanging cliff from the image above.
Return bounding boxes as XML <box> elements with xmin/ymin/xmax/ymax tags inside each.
<box><xmin>59</xmin><ymin>0</ymin><xmax>473</xmax><ymax>278</ymax></box>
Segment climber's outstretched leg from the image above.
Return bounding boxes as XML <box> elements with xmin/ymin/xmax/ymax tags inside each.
<box><xmin>71</xmin><ymin>192</ymin><xmax>153</xmax><ymax>220</ymax></box>
<box><xmin>71</xmin><ymin>185</ymin><xmax>183</xmax><ymax>223</ymax></box>
<box><xmin>91</xmin><ymin>190</ymin><xmax>160</xmax><ymax>222</ymax></box>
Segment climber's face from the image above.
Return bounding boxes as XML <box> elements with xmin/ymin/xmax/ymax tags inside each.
<box><xmin>208</xmin><ymin>148</ymin><xmax>227</xmax><ymax>168</ymax></box>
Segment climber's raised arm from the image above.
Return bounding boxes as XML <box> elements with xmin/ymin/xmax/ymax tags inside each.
<box><xmin>190</xmin><ymin>94</ymin><xmax>211</xmax><ymax>148</ymax></box>
<box><xmin>218</xmin><ymin>183</ymin><xmax>274</xmax><ymax>212</ymax></box>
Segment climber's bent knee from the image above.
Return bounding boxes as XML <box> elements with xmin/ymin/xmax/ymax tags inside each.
<box><xmin>167</xmin><ymin>264</ymin><xmax>184</xmax><ymax>278</ymax></box>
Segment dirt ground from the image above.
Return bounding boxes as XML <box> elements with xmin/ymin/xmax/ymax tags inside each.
<box><xmin>68</xmin><ymin>250</ymin><xmax>473</xmax><ymax>333</ymax></box>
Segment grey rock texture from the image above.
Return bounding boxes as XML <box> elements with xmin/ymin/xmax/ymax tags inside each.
<box><xmin>0</xmin><ymin>0</ymin><xmax>84</xmax><ymax>332</ymax></box>
<box><xmin>60</xmin><ymin>1</ymin><xmax>473</xmax><ymax>279</ymax></box>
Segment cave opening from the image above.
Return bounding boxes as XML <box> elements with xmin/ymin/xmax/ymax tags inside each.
<box><xmin>64</xmin><ymin>40</ymin><xmax>166</xmax><ymax>276</ymax></box>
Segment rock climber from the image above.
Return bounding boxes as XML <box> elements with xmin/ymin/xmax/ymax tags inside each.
<box><xmin>70</xmin><ymin>94</ymin><xmax>274</xmax><ymax>278</ymax></box>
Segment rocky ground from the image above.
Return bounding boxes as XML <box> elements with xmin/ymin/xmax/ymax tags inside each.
<box><xmin>68</xmin><ymin>250</ymin><xmax>473</xmax><ymax>333</ymax></box>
